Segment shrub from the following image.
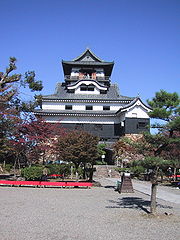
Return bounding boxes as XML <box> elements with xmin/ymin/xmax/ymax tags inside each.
<box><xmin>21</xmin><ymin>166</ymin><xmax>43</xmax><ymax>180</ymax></box>
<box><xmin>46</xmin><ymin>164</ymin><xmax>71</xmax><ymax>177</ymax></box>
<box><xmin>4</xmin><ymin>164</ymin><xmax>13</xmax><ymax>172</ymax></box>
<box><xmin>73</xmin><ymin>166</ymin><xmax>83</xmax><ymax>178</ymax></box>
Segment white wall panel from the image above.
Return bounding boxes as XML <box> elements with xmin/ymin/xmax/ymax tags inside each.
<box><xmin>93</xmin><ymin>105</ymin><xmax>103</xmax><ymax>111</ymax></box>
<box><xmin>42</xmin><ymin>102</ymin><xmax>65</xmax><ymax>110</ymax></box>
<box><xmin>125</xmin><ymin>106</ymin><xmax>149</xmax><ymax>118</ymax></box>
<box><xmin>42</xmin><ymin>101</ymin><xmax>125</xmax><ymax>112</ymax></box>
<box><xmin>73</xmin><ymin>105</ymin><xmax>85</xmax><ymax>110</ymax></box>
<box><xmin>110</xmin><ymin>106</ymin><xmax>121</xmax><ymax>111</ymax></box>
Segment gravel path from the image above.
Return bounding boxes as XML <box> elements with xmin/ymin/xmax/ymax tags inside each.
<box><xmin>0</xmin><ymin>181</ymin><xmax>180</xmax><ymax>240</ymax></box>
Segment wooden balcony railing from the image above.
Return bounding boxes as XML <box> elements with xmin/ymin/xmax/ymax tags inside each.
<box><xmin>64</xmin><ymin>75</ymin><xmax>110</xmax><ymax>81</ymax></box>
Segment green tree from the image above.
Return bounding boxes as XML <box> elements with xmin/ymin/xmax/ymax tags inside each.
<box><xmin>0</xmin><ymin>57</ymin><xmax>43</xmax><ymax>166</ymax></box>
<box><xmin>147</xmin><ymin>89</ymin><xmax>180</xmax><ymax>184</ymax></box>
<box><xmin>56</xmin><ymin>130</ymin><xmax>99</xmax><ymax>181</ymax></box>
<box><xmin>96</xmin><ymin>143</ymin><xmax>106</xmax><ymax>164</ymax></box>
<box><xmin>97</xmin><ymin>143</ymin><xmax>106</xmax><ymax>157</ymax></box>
<box><xmin>114</xmin><ymin>90</ymin><xmax>180</xmax><ymax>214</ymax></box>
<box><xmin>132</xmin><ymin>156</ymin><xmax>169</xmax><ymax>214</ymax></box>
<box><xmin>0</xmin><ymin>57</ymin><xmax>43</xmax><ymax>109</ymax></box>
<box><xmin>147</xmin><ymin>89</ymin><xmax>180</xmax><ymax>137</ymax></box>
<box><xmin>134</xmin><ymin>90</ymin><xmax>180</xmax><ymax>214</ymax></box>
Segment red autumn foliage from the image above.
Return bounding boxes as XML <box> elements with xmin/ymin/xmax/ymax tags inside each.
<box><xmin>10</xmin><ymin>116</ymin><xmax>66</xmax><ymax>165</ymax></box>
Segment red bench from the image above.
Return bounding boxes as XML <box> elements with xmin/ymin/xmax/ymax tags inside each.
<box><xmin>0</xmin><ymin>180</ymin><xmax>92</xmax><ymax>188</ymax></box>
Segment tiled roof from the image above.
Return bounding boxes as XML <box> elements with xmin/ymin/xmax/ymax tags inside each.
<box><xmin>72</xmin><ymin>48</ymin><xmax>104</xmax><ymax>62</ymax></box>
<box><xmin>42</xmin><ymin>83</ymin><xmax>135</xmax><ymax>102</ymax></box>
<box><xmin>116</xmin><ymin>97</ymin><xmax>152</xmax><ymax>113</ymax></box>
<box><xmin>62</xmin><ymin>61</ymin><xmax>114</xmax><ymax>66</ymax></box>
<box><xmin>34</xmin><ymin>109</ymin><xmax>117</xmax><ymax>117</ymax></box>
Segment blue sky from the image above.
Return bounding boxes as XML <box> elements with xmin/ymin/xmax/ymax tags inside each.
<box><xmin>0</xmin><ymin>0</ymin><xmax>179</xmax><ymax>104</ymax></box>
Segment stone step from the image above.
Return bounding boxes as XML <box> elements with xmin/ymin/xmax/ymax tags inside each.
<box><xmin>94</xmin><ymin>165</ymin><xmax>120</xmax><ymax>178</ymax></box>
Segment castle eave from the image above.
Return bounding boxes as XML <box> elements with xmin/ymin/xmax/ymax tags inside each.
<box><xmin>34</xmin><ymin>110</ymin><xmax>117</xmax><ymax>117</ymax></box>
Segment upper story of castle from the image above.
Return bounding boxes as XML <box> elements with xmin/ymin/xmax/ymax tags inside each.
<box><xmin>61</xmin><ymin>48</ymin><xmax>114</xmax><ymax>95</ymax></box>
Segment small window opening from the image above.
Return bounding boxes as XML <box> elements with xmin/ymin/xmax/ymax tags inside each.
<box><xmin>65</xmin><ymin>105</ymin><xmax>72</xmax><ymax>110</ymax></box>
<box><xmin>100</xmin><ymin>90</ymin><xmax>107</xmax><ymax>94</ymax></box>
<box><xmin>80</xmin><ymin>84</ymin><xmax>87</xmax><ymax>91</ymax></box>
<box><xmin>88</xmin><ymin>84</ymin><xmax>95</xmax><ymax>91</ymax></box>
<box><xmin>103</xmin><ymin>106</ymin><xmax>110</xmax><ymax>111</ymax></box>
<box><xmin>86</xmin><ymin>105</ymin><xmax>93</xmax><ymax>110</ymax></box>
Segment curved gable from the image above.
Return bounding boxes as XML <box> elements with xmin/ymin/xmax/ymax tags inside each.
<box><xmin>67</xmin><ymin>80</ymin><xmax>108</xmax><ymax>91</ymax></box>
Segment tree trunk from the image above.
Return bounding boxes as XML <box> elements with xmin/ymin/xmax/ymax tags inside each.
<box><xmin>150</xmin><ymin>182</ymin><xmax>158</xmax><ymax>214</ymax></box>
<box><xmin>3</xmin><ymin>160</ymin><xmax>6</xmax><ymax>169</ymax></box>
<box><xmin>70</xmin><ymin>165</ymin><xmax>73</xmax><ymax>179</ymax></box>
<box><xmin>173</xmin><ymin>167</ymin><xmax>177</xmax><ymax>181</ymax></box>
<box><xmin>89</xmin><ymin>165</ymin><xmax>94</xmax><ymax>182</ymax></box>
<box><xmin>42</xmin><ymin>150</ymin><xmax>45</xmax><ymax>165</ymax></box>
<box><xmin>83</xmin><ymin>163</ymin><xmax>86</xmax><ymax>180</ymax></box>
<box><xmin>74</xmin><ymin>163</ymin><xmax>79</xmax><ymax>181</ymax></box>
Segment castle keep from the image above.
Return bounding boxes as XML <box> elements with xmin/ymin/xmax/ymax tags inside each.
<box><xmin>35</xmin><ymin>49</ymin><xmax>151</xmax><ymax>141</ymax></box>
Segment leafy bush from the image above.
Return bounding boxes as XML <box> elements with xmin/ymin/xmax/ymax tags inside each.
<box><xmin>46</xmin><ymin>164</ymin><xmax>71</xmax><ymax>177</ymax></box>
<box><xmin>73</xmin><ymin>166</ymin><xmax>83</xmax><ymax>178</ymax></box>
<box><xmin>97</xmin><ymin>143</ymin><xmax>106</xmax><ymax>157</ymax></box>
<box><xmin>21</xmin><ymin>166</ymin><xmax>43</xmax><ymax>180</ymax></box>
<box><xmin>4</xmin><ymin>164</ymin><xmax>13</xmax><ymax>172</ymax></box>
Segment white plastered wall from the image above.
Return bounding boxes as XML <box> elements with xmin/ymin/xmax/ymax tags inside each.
<box><xmin>42</xmin><ymin>102</ymin><xmax>64</xmax><ymax>110</ymax></box>
<box><xmin>42</xmin><ymin>101</ymin><xmax>123</xmax><ymax>111</ymax></box>
<box><xmin>125</xmin><ymin>105</ymin><xmax>150</xmax><ymax>118</ymax></box>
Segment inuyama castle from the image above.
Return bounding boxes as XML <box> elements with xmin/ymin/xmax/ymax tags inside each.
<box><xmin>35</xmin><ymin>49</ymin><xmax>151</xmax><ymax>142</ymax></box>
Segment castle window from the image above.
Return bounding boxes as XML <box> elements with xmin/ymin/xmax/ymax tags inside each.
<box><xmin>80</xmin><ymin>84</ymin><xmax>87</xmax><ymax>91</ymax></box>
<box><xmin>100</xmin><ymin>90</ymin><xmax>107</xmax><ymax>94</ymax></box>
<box><xmin>80</xmin><ymin>84</ymin><xmax>95</xmax><ymax>91</ymax></box>
<box><xmin>65</xmin><ymin>105</ymin><xmax>72</xmax><ymax>110</ymax></box>
<box><xmin>86</xmin><ymin>105</ymin><xmax>93</xmax><ymax>110</ymax></box>
<box><xmin>87</xmin><ymin>84</ymin><xmax>95</xmax><ymax>91</ymax></box>
<box><xmin>103</xmin><ymin>106</ymin><xmax>110</xmax><ymax>111</ymax></box>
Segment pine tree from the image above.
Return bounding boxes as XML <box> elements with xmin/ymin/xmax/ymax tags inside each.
<box><xmin>143</xmin><ymin>90</ymin><xmax>179</xmax><ymax>214</ymax></box>
<box><xmin>0</xmin><ymin>57</ymin><xmax>43</xmax><ymax>165</ymax></box>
